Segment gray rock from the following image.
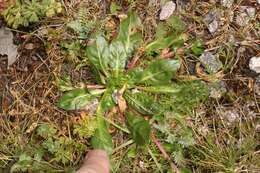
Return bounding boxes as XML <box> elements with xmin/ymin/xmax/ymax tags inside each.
<box><xmin>249</xmin><ymin>56</ymin><xmax>260</xmax><ymax>73</ymax></box>
<box><xmin>245</xmin><ymin>7</ymin><xmax>255</xmax><ymax>18</ymax></box>
<box><xmin>0</xmin><ymin>27</ymin><xmax>18</xmax><ymax>66</ymax></box>
<box><xmin>235</xmin><ymin>12</ymin><xmax>250</xmax><ymax>26</ymax></box>
<box><xmin>199</xmin><ymin>52</ymin><xmax>223</xmax><ymax>73</ymax></box>
<box><xmin>203</xmin><ymin>11</ymin><xmax>218</xmax><ymax>24</ymax></box>
<box><xmin>209</xmin><ymin>81</ymin><xmax>227</xmax><ymax>99</ymax></box>
<box><xmin>217</xmin><ymin>106</ymin><xmax>240</xmax><ymax>124</ymax></box>
<box><xmin>208</xmin><ymin>20</ymin><xmax>219</xmax><ymax>34</ymax></box>
<box><xmin>159</xmin><ymin>1</ymin><xmax>176</xmax><ymax>20</ymax></box>
<box><xmin>220</xmin><ymin>0</ymin><xmax>234</xmax><ymax>8</ymax></box>
<box><xmin>203</xmin><ymin>11</ymin><xmax>220</xmax><ymax>33</ymax></box>
<box><xmin>235</xmin><ymin>6</ymin><xmax>255</xmax><ymax>27</ymax></box>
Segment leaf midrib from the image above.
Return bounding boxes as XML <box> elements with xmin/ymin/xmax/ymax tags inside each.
<box><xmin>139</xmin><ymin>71</ymin><xmax>166</xmax><ymax>83</ymax></box>
<box><xmin>125</xmin><ymin>93</ymin><xmax>154</xmax><ymax>115</ymax></box>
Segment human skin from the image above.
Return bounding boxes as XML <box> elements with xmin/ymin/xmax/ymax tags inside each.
<box><xmin>76</xmin><ymin>150</ymin><xmax>110</xmax><ymax>173</ymax></box>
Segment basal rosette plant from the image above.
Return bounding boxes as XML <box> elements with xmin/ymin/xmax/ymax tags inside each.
<box><xmin>57</xmin><ymin>12</ymin><xmax>207</xmax><ymax>154</ymax></box>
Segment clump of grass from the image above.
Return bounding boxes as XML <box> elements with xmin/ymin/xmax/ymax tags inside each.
<box><xmin>188</xmin><ymin>103</ymin><xmax>260</xmax><ymax>173</ymax></box>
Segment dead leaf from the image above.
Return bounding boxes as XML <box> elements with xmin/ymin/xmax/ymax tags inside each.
<box><xmin>118</xmin><ymin>85</ymin><xmax>127</xmax><ymax>113</ymax></box>
<box><xmin>24</xmin><ymin>43</ymin><xmax>35</xmax><ymax>50</ymax></box>
<box><xmin>0</xmin><ymin>0</ymin><xmax>15</xmax><ymax>12</ymax></box>
<box><xmin>161</xmin><ymin>48</ymin><xmax>174</xmax><ymax>59</ymax></box>
<box><xmin>118</xmin><ymin>96</ymin><xmax>127</xmax><ymax>113</ymax></box>
<box><xmin>112</xmin><ymin>85</ymin><xmax>127</xmax><ymax>113</ymax></box>
<box><xmin>26</xmin><ymin>122</ymin><xmax>38</xmax><ymax>134</ymax></box>
<box><xmin>0</xmin><ymin>27</ymin><xmax>18</xmax><ymax>66</ymax></box>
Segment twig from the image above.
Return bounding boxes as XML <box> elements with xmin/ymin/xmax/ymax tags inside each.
<box><xmin>127</xmin><ymin>55</ymin><xmax>141</xmax><ymax>69</ymax></box>
<box><xmin>151</xmin><ymin>133</ymin><xmax>180</xmax><ymax>173</ymax></box>
<box><xmin>127</xmin><ymin>48</ymin><xmax>144</xmax><ymax>69</ymax></box>
<box><xmin>85</xmin><ymin>84</ymin><xmax>105</xmax><ymax>89</ymax></box>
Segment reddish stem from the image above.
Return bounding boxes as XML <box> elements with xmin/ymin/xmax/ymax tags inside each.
<box><xmin>151</xmin><ymin>133</ymin><xmax>180</xmax><ymax>173</ymax></box>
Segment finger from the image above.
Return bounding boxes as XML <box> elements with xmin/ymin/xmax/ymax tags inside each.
<box><xmin>76</xmin><ymin>149</ymin><xmax>109</xmax><ymax>173</ymax></box>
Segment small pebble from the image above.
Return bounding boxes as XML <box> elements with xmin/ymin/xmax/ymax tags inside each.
<box><xmin>235</xmin><ymin>6</ymin><xmax>255</xmax><ymax>27</ymax></box>
<box><xmin>220</xmin><ymin>0</ymin><xmax>234</xmax><ymax>8</ymax></box>
<box><xmin>32</xmin><ymin>56</ymin><xmax>38</xmax><ymax>61</ymax></box>
<box><xmin>24</xmin><ymin>43</ymin><xmax>35</xmax><ymax>50</ymax></box>
<box><xmin>245</xmin><ymin>7</ymin><xmax>255</xmax><ymax>18</ymax></box>
<box><xmin>208</xmin><ymin>20</ymin><xmax>219</xmax><ymax>34</ymax></box>
<box><xmin>203</xmin><ymin>11</ymin><xmax>220</xmax><ymax>33</ymax></box>
<box><xmin>249</xmin><ymin>57</ymin><xmax>260</xmax><ymax>73</ymax></box>
<box><xmin>217</xmin><ymin>107</ymin><xmax>240</xmax><ymax>124</ymax></box>
<box><xmin>159</xmin><ymin>1</ymin><xmax>176</xmax><ymax>20</ymax></box>
<box><xmin>203</xmin><ymin>11</ymin><xmax>218</xmax><ymax>24</ymax></box>
<box><xmin>209</xmin><ymin>81</ymin><xmax>227</xmax><ymax>99</ymax></box>
<box><xmin>199</xmin><ymin>52</ymin><xmax>223</xmax><ymax>73</ymax></box>
<box><xmin>235</xmin><ymin>12</ymin><xmax>250</xmax><ymax>26</ymax></box>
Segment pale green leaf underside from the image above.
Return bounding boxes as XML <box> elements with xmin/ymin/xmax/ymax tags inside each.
<box><xmin>57</xmin><ymin>89</ymin><xmax>95</xmax><ymax>111</ymax></box>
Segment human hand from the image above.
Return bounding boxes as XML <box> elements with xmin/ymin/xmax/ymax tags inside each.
<box><xmin>76</xmin><ymin>150</ymin><xmax>109</xmax><ymax>173</ymax></box>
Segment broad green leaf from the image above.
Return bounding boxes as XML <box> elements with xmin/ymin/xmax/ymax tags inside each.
<box><xmin>55</xmin><ymin>75</ymin><xmax>74</xmax><ymax>92</ymax></box>
<box><xmin>91</xmin><ymin>117</ymin><xmax>113</xmax><ymax>155</ymax></box>
<box><xmin>107</xmin><ymin>72</ymin><xmax>129</xmax><ymax>88</ymax></box>
<box><xmin>146</xmin><ymin>34</ymin><xmax>187</xmax><ymax>54</ymax></box>
<box><xmin>98</xmin><ymin>88</ymin><xmax>115</xmax><ymax>114</ymax></box>
<box><xmin>162</xmin><ymin>81</ymin><xmax>209</xmax><ymax>115</ymax></box>
<box><xmin>127</xmin><ymin>67</ymin><xmax>143</xmax><ymax>84</ymax></box>
<box><xmin>124</xmin><ymin>91</ymin><xmax>161</xmax><ymax>115</ymax></box>
<box><xmin>171</xmin><ymin>34</ymin><xmax>187</xmax><ymax>51</ymax></box>
<box><xmin>146</xmin><ymin>34</ymin><xmax>176</xmax><ymax>54</ymax></box>
<box><xmin>115</xmin><ymin>11</ymin><xmax>142</xmax><ymax>56</ymax></box>
<box><xmin>166</xmin><ymin>15</ymin><xmax>186</xmax><ymax>33</ymax></box>
<box><xmin>126</xmin><ymin>112</ymin><xmax>151</xmax><ymax>146</ymax></box>
<box><xmin>91</xmin><ymin>89</ymin><xmax>115</xmax><ymax>154</ymax></box>
<box><xmin>138</xmin><ymin>85</ymin><xmax>181</xmax><ymax>93</ymax></box>
<box><xmin>109</xmin><ymin>41</ymin><xmax>128</xmax><ymax>78</ymax></box>
<box><xmin>137</xmin><ymin>59</ymin><xmax>180</xmax><ymax>85</ymax></box>
<box><xmin>57</xmin><ymin>89</ymin><xmax>96</xmax><ymax>110</ymax></box>
<box><xmin>155</xmin><ymin>23</ymin><xmax>168</xmax><ymax>39</ymax></box>
<box><xmin>86</xmin><ymin>36</ymin><xmax>110</xmax><ymax>76</ymax></box>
